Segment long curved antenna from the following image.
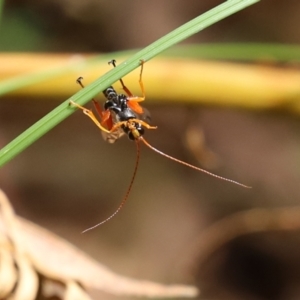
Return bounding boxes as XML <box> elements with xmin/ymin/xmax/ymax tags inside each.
<box><xmin>82</xmin><ymin>140</ymin><xmax>141</xmax><ymax>233</ymax></box>
<box><xmin>140</xmin><ymin>137</ymin><xmax>251</xmax><ymax>189</ymax></box>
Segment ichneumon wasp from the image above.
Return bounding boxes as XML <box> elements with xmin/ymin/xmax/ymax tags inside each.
<box><xmin>70</xmin><ymin>59</ymin><xmax>250</xmax><ymax>233</ymax></box>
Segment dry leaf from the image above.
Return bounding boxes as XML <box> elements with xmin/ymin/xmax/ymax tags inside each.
<box><xmin>0</xmin><ymin>189</ymin><xmax>198</xmax><ymax>299</ymax></box>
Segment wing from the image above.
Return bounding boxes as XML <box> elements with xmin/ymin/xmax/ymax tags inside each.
<box><xmin>101</xmin><ymin>111</ymin><xmax>125</xmax><ymax>144</ymax></box>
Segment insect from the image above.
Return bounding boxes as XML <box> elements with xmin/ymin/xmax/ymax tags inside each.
<box><xmin>70</xmin><ymin>60</ymin><xmax>250</xmax><ymax>233</ymax></box>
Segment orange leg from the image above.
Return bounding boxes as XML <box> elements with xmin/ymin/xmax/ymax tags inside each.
<box><xmin>109</xmin><ymin>59</ymin><xmax>146</xmax><ymax>102</ymax></box>
<box><xmin>69</xmin><ymin>100</ymin><xmax>110</xmax><ymax>133</ymax></box>
<box><xmin>70</xmin><ymin>101</ymin><xmax>157</xmax><ymax>135</ymax></box>
<box><xmin>122</xmin><ymin>60</ymin><xmax>146</xmax><ymax>115</ymax></box>
<box><xmin>126</xmin><ymin>60</ymin><xmax>146</xmax><ymax>103</ymax></box>
<box><xmin>132</xmin><ymin>118</ymin><xmax>157</xmax><ymax>130</ymax></box>
<box><xmin>92</xmin><ymin>99</ymin><xmax>113</xmax><ymax>129</ymax></box>
<box><xmin>108</xmin><ymin>59</ymin><xmax>133</xmax><ymax>96</ymax></box>
<box><xmin>108</xmin><ymin>118</ymin><xmax>157</xmax><ymax>134</ymax></box>
<box><xmin>76</xmin><ymin>77</ymin><xmax>113</xmax><ymax>129</ymax></box>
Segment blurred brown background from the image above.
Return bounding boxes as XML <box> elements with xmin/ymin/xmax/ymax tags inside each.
<box><xmin>1</xmin><ymin>1</ymin><xmax>300</xmax><ymax>300</ymax></box>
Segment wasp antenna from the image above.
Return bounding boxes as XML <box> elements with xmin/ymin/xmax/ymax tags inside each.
<box><xmin>82</xmin><ymin>141</ymin><xmax>141</xmax><ymax>233</ymax></box>
<box><xmin>140</xmin><ymin>137</ymin><xmax>251</xmax><ymax>189</ymax></box>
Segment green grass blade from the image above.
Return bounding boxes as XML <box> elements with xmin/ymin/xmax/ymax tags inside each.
<box><xmin>167</xmin><ymin>43</ymin><xmax>300</xmax><ymax>61</ymax></box>
<box><xmin>0</xmin><ymin>0</ymin><xmax>259</xmax><ymax>167</ymax></box>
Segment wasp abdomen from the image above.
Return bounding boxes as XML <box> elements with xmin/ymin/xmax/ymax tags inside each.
<box><xmin>103</xmin><ymin>87</ymin><xmax>118</xmax><ymax>102</ymax></box>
